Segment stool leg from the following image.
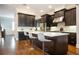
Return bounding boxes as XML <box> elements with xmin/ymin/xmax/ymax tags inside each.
<box><xmin>42</xmin><ymin>42</ymin><xmax>44</xmax><ymax>55</ymax></box>
<box><xmin>26</xmin><ymin>36</ymin><xmax>29</xmax><ymax>44</ymax></box>
<box><xmin>30</xmin><ymin>39</ymin><xmax>34</xmax><ymax>50</ymax></box>
<box><xmin>32</xmin><ymin>39</ymin><xmax>33</xmax><ymax>47</ymax></box>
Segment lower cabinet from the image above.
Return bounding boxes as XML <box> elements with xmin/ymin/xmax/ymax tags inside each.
<box><xmin>33</xmin><ymin>35</ymin><xmax>68</xmax><ymax>55</ymax></box>
<box><xmin>68</xmin><ymin>33</ymin><xmax>76</xmax><ymax>46</ymax></box>
<box><xmin>18</xmin><ymin>32</ymin><xmax>28</xmax><ymax>40</ymax></box>
<box><xmin>33</xmin><ymin>39</ymin><xmax>54</xmax><ymax>54</ymax></box>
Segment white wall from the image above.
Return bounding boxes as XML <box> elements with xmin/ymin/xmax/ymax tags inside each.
<box><xmin>0</xmin><ymin>16</ymin><xmax>12</xmax><ymax>35</ymax></box>
<box><xmin>76</xmin><ymin>5</ymin><xmax>79</xmax><ymax>48</ymax></box>
<box><xmin>0</xmin><ymin>5</ymin><xmax>16</xmax><ymax>35</ymax></box>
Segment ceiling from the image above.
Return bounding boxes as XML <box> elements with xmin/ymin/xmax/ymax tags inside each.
<box><xmin>0</xmin><ymin>4</ymin><xmax>76</xmax><ymax>18</ymax></box>
<box><xmin>6</xmin><ymin>4</ymin><xmax>65</xmax><ymax>14</ymax></box>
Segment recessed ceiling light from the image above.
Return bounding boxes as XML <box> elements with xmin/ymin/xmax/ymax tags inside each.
<box><xmin>48</xmin><ymin>5</ymin><xmax>52</xmax><ymax>9</ymax></box>
<box><xmin>26</xmin><ymin>6</ymin><xmax>30</xmax><ymax>9</ymax></box>
<box><xmin>40</xmin><ymin>10</ymin><xmax>44</xmax><ymax>12</ymax></box>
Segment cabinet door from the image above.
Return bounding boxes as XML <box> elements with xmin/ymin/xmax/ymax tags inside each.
<box><xmin>18</xmin><ymin>13</ymin><xmax>25</xmax><ymax>26</ymax></box>
<box><xmin>26</xmin><ymin>16</ymin><xmax>34</xmax><ymax>27</ymax></box>
<box><xmin>40</xmin><ymin>17</ymin><xmax>46</xmax><ymax>23</ymax></box>
<box><xmin>41</xmin><ymin>15</ymin><xmax>52</xmax><ymax>27</ymax></box>
<box><xmin>65</xmin><ymin>8</ymin><xmax>76</xmax><ymax>26</ymax></box>
<box><xmin>51</xmin><ymin>15</ymin><xmax>57</xmax><ymax>26</ymax></box>
<box><xmin>65</xmin><ymin>10</ymin><xmax>71</xmax><ymax>26</ymax></box>
<box><xmin>68</xmin><ymin>33</ymin><xmax>76</xmax><ymax>45</ymax></box>
<box><xmin>18</xmin><ymin>13</ymin><xmax>35</xmax><ymax>27</ymax></box>
<box><xmin>18</xmin><ymin>32</ymin><xmax>26</xmax><ymax>40</ymax></box>
<box><xmin>47</xmin><ymin>15</ymin><xmax>53</xmax><ymax>27</ymax></box>
<box><xmin>70</xmin><ymin>8</ymin><xmax>76</xmax><ymax>25</ymax></box>
<box><xmin>24</xmin><ymin>15</ymin><xmax>27</xmax><ymax>26</ymax></box>
<box><xmin>26</xmin><ymin>15</ymin><xmax>35</xmax><ymax>27</ymax></box>
<box><xmin>26</xmin><ymin>15</ymin><xmax>30</xmax><ymax>26</ymax></box>
<box><xmin>31</xmin><ymin>16</ymin><xmax>35</xmax><ymax>27</ymax></box>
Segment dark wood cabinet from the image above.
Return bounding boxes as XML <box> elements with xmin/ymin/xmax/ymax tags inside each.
<box><xmin>41</xmin><ymin>14</ymin><xmax>52</xmax><ymax>27</ymax></box>
<box><xmin>54</xmin><ymin>9</ymin><xmax>66</xmax><ymax>18</ymax></box>
<box><xmin>68</xmin><ymin>33</ymin><xmax>76</xmax><ymax>45</ymax></box>
<box><xmin>40</xmin><ymin>16</ymin><xmax>46</xmax><ymax>23</ymax></box>
<box><xmin>33</xmin><ymin>34</ymin><xmax>68</xmax><ymax>55</ymax></box>
<box><xmin>18</xmin><ymin>13</ymin><xmax>25</xmax><ymax>26</ymax></box>
<box><xmin>18</xmin><ymin>13</ymin><xmax>35</xmax><ymax>27</ymax></box>
<box><xmin>51</xmin><ymin>15</ymin><xmax>57</xmax><ymax>26</ymax></box>
<box><xmin>51</xmin><ymin>9</ymin><xmax>66</xmax><ymax>26</ymax></box>
<box><xmin>33</xmin><ymin>39</ymin><xmax>55</xmax><ymax>54</ymax></box>
<box><xmin>18</xmin><ymin>32</ymin><xmax>29</xmax><ymax>40</ymax></box>
<box><xmin>65</xmin><ymin>8</ymin><xmax>76</xmax><ymax>26</ymax></box>
<box><xmin>18</xmin><ymin>32</ymin><xmax>26</xmax><ymax>40</ymax></box>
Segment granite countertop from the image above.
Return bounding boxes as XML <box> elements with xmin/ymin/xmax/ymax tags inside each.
<box><xmin>18</xmin><ymin>30</ymin><xmax>69</xmax><ymax>41</ymax></box>
<box><xmin>49</xmin><ymin>31</ymin><xmax>76</xmax><ymax>33</ymax></box>
<box><xmin>17</xmin><ymin>29</ymin><xmax>76</xmax><ymax>33</ymax></box>
<box><xmin>43</xmin><ymin>32</ymin><xmax>69</xmax><ymax>37</ymax></box>
<box><xmin>30</xmin><ymin>31</ymin><xmax>69</xmax><ymax>42</ymax></box>
<box><xmin>29</xmin><ymin>31</ymin><xmax>69</xmax><ymax>37</ymax></box>
<box><xmin>17</xmin><ymin>30</ymin><xmax>69</xmax><ymax>37</ymax></box>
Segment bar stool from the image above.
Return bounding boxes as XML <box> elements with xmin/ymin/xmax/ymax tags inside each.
<box><xmin>28</xmin><ymin>33</ymin><xmax>37</xmax><ymax>50</ymax></box>
<box><xmin>24</xmin><ymin>32</ymin><xmax>29</xmax><ymax>44</ymax></box>
<box><xmin>24</xmin><ymin>32</ymin><xmax>29</xmax><ymax>38</ymax></box>
<box><xmin>37</xmin><ymin>33</ymin><xmax>51</xmax><ymax>55</ymax></box>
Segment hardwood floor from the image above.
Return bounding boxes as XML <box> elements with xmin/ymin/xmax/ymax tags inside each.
<box><xmin>0</xmin><ymin>35</ymin><xmax>79</xmax><ymax>55</ymax></box>
<box><xmin>16</xmin><ymin>40</ymin><xmax>78</xmax><ymax>55</ymax></box>
<box><xmin>0</xmin><ymin>36</ymin><xmax>16</xmax><ymax>55</ymax></box>
<box><xmin>16</xmin><ymin>40</ymin><xmax>47</xmax><ymax>55</ymax></box>
<box><xmin>67</xmin><ymin>45</ymin><xmax>76</xmax><ymax>55</ymax></box>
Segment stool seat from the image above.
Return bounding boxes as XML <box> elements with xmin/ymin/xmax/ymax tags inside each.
<box><xmin>37</xmin><ymin>33</ymin><xmax>51</xmax><ymax>55</ymax></box>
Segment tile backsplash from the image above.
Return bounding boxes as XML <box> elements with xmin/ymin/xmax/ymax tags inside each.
<box><xmin>50</xmin><ymin>22</ymin><xmax>76</xmax><ymax>33</ymax></box>
<box><xmin>17</xmin><ymin>22</ymin><xmax>76</xmax><ymax>33</ymax></box>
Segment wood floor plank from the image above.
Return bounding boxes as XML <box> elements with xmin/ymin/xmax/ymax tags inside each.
<box><xmin>16</xmin><ymin>40</ymin><xmax>46</xmax><ymax>55</ymax></box>
<box><xmin>0</xmin><ymin>36</ymin><xmax>79</xmax><ymax>55</ymax></box>
<box><xmin>16</xmin><ymin>40</ymin><xmax>78</xmax><ymax>55</ymax></box>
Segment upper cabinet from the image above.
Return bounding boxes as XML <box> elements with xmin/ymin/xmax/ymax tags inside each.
<box><xmin>65</xmin><ymin>8</ymin><xmax>76</xmax><ymax>26</ymax></box>
<box><xmin>51</xmin><ymin>9</ymin><xmax>66</xmax><ymax>26</ymax></box>
<box><xmin>54</xmin><ymin>9</ymin><xmax>66</xmax><ymax>18</ymax></box>
<box><xmin>18</xmin><ymin>13</ymin><xmax>25</xmax><ymax>26</ymax></box>
<box><xmin>52</xmin><ymin>8</ymin><xmax>76</xmax><ymax>26</ymax></box>
<box><xmin>18</xmin><ymin>13</ymin><xmax>35</xmax><ymax>27</ymax></box>
<box><xmin>53</xmin><ymin>9</ymin><xmax>66</xmax><ymax>23</ymax></box>
<box><xmin>51</xmin><ymin>15</ymin><xmax>57</xmax><ymax>26</ymax></box>
<box><xmin>41</xmin><ymin>14</ymin><xmax>52</xmax><ymax>27</ymax></box>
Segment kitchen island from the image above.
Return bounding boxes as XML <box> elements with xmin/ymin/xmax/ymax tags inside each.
<box><xmin>18</xmin><ymin>31</ymin><xmax>69</xmax><ymax>55</ymax></box>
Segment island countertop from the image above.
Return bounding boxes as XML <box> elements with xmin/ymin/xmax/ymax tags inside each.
<box><xmin>27</xmin><ymin>31</ymin><xmax>69</xmax><ymax>37</ymax></box>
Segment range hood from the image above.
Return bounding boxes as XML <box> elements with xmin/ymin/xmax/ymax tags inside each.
<box><xmin>53</xmin><ymin>16</ymin><xmax>64</xmax><ymax>23</ymax></box>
